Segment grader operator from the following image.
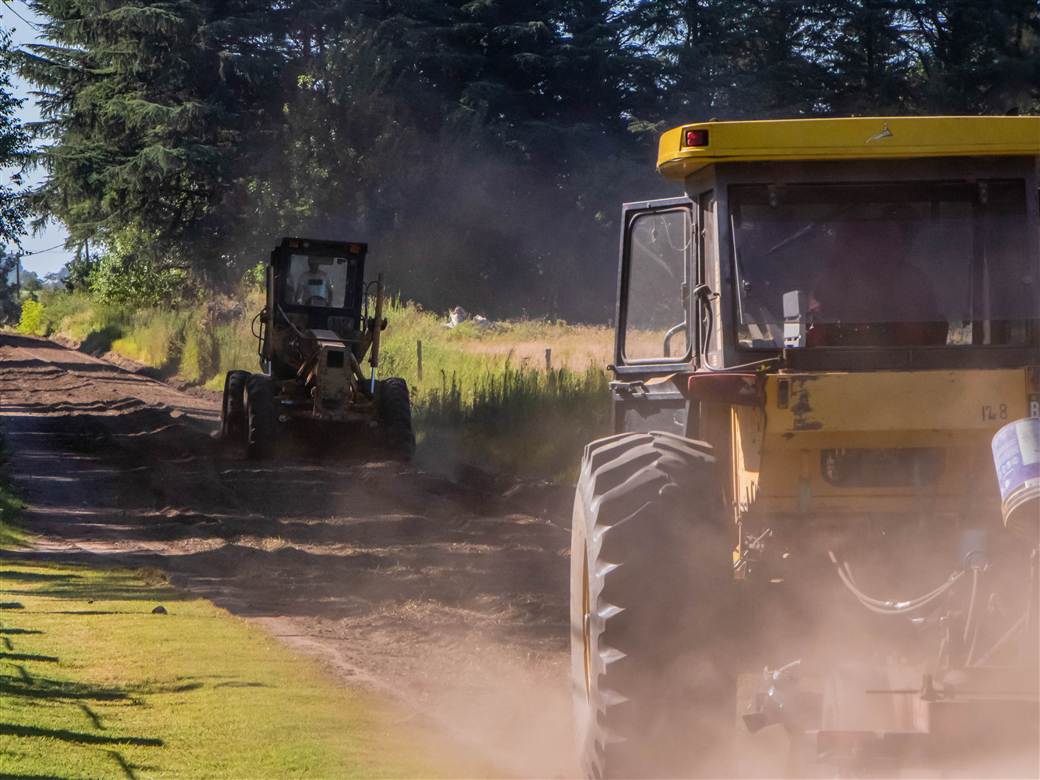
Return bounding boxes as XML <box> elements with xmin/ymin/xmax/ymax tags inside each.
<box><xmin>220</xmin><ymin>238</ymin><xmax>413</xmax><ymax>458</ymax></box>
<box><xmin>570</xmin><ymin>117</ymin><xmax>1039</xmax><ymax>778</ymax></box>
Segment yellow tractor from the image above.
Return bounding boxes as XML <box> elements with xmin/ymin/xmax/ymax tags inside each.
<box><xmin>571</xmin><ymin>117</ymin><xmax>1040</xmax><ymax>778</ymax></box>
<box><xmin>220</xmin><ymin>237</ymin><xmax>413</xmax><ymax>458</ymax></box>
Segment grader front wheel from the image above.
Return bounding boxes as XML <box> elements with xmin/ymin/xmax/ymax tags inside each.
<box><xmin>245</xmin><ymin>374</ymin><xmax>277</xmax><ymax>459</ymax></box>
<box><xmin>570</xmin><ymin>431</ymin><xmax>737</xmax><ymax>779</ymax></box>
<box><xmin>220</xmin><ymin>370</ymin><xmax>249</xmax><ymax>440</ymax></box>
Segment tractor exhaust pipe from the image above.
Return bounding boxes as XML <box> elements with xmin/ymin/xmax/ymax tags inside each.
<box><xmin>369</xmin><ymin>273</ymin><xmax>384</xmax><ymax>395</ymax></box>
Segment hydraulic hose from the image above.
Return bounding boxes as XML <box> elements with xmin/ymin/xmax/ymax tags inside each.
<box><xmin>828</xmin><ymin>552</ymin><xmax>964</xmax><ymax>615</ymax></box>
<box><xmin>971</xmin><ymin>610</ymin><xmax>1029</xmax><ymax>667</ymax></box>
<box><xmin>963</xmin><ymin>566</ymin><xmax>980</xmax><ymax>644</ymax></box>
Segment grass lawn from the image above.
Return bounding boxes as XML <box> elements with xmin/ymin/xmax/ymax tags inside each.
<box><xmin>0</xmin><ymin>541</ymin><xmax>454</xmax><ymax>779</ymax></box>
<box><xmin>0</xmin><ymin>480</ymin><xmax>25</xmax><ymax>549</ymax></box>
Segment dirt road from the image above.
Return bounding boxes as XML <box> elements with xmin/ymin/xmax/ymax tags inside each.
<box><xmin>0</xmin><ymin>333</ymin><xmax>576</xmax><ymax>777</ymax></box>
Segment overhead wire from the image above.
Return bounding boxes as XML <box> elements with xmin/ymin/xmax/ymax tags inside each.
<box><xmin>17</xmin><ymin>241</ymin><xmax>68</xmax><ymax>256</ymax></box>
<box><xmin>2</xmin><ymin>1</ymin><xmax>43</xmax><ymax>32</ymax></box>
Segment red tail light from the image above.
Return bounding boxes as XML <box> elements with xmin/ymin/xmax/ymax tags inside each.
<box><xmin>683</xmin><ymin>128</ymin><xmax>709</xmax><ymax>147</ymax></box>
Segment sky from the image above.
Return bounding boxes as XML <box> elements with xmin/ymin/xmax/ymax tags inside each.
<box><xmin>2</xmin><ymin>1</ymin><xmax>71</xmax><ymax>278</ymax></box>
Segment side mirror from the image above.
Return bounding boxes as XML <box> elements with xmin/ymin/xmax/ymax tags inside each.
<box><xmin>783</xmin><ymin>290</ymin><xmax>808</xmax><ymax>348</ymax></box>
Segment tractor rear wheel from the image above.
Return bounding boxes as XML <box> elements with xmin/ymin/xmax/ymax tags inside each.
<box><xmin>245</xmin><ymin>374</ymin><xmax>276</xmax><ymax>459</ymax></box>
<box><xmin>220</xmin><ymin>370</ymin><xmax>249</xmax><ymax>440</ymax></box>
<box><xmin>571</xmin><ymin>431</ymin><xmax>736</xmax><ymax>779</ymax></box>
<box><xmin>376</xmin><ymin>377</ymin><xmax>415</xmax><ymax>459</ymax></box>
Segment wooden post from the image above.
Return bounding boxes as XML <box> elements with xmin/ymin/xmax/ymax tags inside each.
<box><xmin>545</xmin><ymin>348</ymin><xmax>552</xmax><ymax>372</ymax></box>
<box><xmin>416</xmin><ymin>339</ymin><xmax>424</xmax><ymax>382</ymax></box>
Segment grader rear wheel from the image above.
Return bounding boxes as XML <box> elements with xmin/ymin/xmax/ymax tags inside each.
<box><xmin>570</xmin><ymin>431</ymin><xmax>737</xmax><ymax>779</ymax></box>
<box><xmin>376</xmin><ymin>377</ymin><xmax>415</xmax><ymax>459</ymax></box>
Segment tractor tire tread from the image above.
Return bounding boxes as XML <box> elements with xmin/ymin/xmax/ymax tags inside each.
<box><xmin>376</xmin><ymin>377</ymin><xmax>415</xmax><ymax>459</ymax></box>
<box><xmin>571</xmin><ymin>430</ymin><xmax>734</xmax><ymax>779</ymax></box>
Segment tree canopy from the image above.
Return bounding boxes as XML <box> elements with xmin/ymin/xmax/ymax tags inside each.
<box><xmin>14</xmin><ymin>0</ymin><xmax>1040</xmax><ymax>319</ymax></box>
<box><xmin>1</xmin><ymin>25</ymin><xmax>30</xmax><ymax>246</ymax></box>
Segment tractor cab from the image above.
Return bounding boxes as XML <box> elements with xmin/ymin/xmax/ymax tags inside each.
<box><xmin>612</xmin><ymin>116</ymin><xmax>1040</xmax><ymax>436</ymax></box>
<box><xmin>264</xmin><ymin>237</ymin><xmax>368</xmax><ymax>378</ymax></box>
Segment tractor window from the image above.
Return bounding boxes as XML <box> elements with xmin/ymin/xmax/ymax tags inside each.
<box><xmin>730</xmin><ymin>181</ymin><xmax>1037</xmax><ymax>349</ymax></box>
<box><xmin>623</xmin><ymin>208</ymin><xmax>692</xmax><ymax>361</ymax></box>
<box><xmin>285</xmin><ymin>254</ymin><xmax>350</xmax><ymax>308</ymax></box>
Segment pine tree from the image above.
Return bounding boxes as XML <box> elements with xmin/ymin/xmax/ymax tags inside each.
<box><xmin>721</xmin><ymin>0</ymin><xmax>829</xmax><ymax>117</ymax></box>
<box><xmin>18</xmin><ymin>1</ymin><xmax>277</xmax><ymax>280</ymax></box>
<box><xmin>819</xmin><ymin>0</ymin><xmax>914</xmax><ymax>115</ymax></box>
<box><xmin>0</xmin><ymin>26</ymin><xmax>30</xmax><ymax>245</ymax></box>
<box><xmin>906</xmin><ymin>0</ymin><xmax>1040</xmax><ymax>114</ymax></box>
<box><xmin>623</xmin><ymin>0</ymin><xmax>733</xmax><ymax>121</ymax></box>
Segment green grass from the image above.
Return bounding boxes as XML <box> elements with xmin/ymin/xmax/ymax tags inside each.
<box><xmin>0</xmin><ymin>481</ymin><xmax>27</xmax><ymax>548</ymax></box>
<box><xmin>375</xmin><ymin>299</ymin><xmax>613</xmax><ymax>480</ymax></box>
<box><xmin>418</xmin><ymin>364</ymin><xmax>611</xmax><ymax>481</ymax></box>
<box><xmin>0</xmin><ymin>557</ymin><xmax>451</xmax><ymax>779</ymax></box>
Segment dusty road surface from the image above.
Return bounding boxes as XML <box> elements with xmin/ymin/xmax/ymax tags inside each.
<box><xmin>0</xmin><ymin>333</ymin><xmax>576</xmax><ymax>777</ymax></box>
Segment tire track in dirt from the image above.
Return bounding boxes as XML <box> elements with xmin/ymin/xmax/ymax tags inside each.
<box><xmin>0</xmin><ymin>333</ymin><xmax>577</xmax><ymax>777</ymax></box>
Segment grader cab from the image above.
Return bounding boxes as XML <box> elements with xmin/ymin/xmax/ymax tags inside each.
<box><xmin>220</xmin><ymin>237</ymin><xmax>413</xmax><ymax>458</ymax></box>
<box><xmin>571</xmin><ymin>117</ymin><xmax>1040</xmax><ymax>778</ymax></box>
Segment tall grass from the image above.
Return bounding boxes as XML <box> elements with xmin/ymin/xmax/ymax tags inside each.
<box><xmin>112</xmin><ymin>309</ymin><xmax>193</xmax><ymax>369</ymax></box>
<box><xmin>418</xmin><ymin>364</ymin><xmax>610</xmax><ymax>481</ymax></box>
<box><xmin>26</xmin><ymin>291</ymin><xmax>614</xmax><ymax>481</ymax></box>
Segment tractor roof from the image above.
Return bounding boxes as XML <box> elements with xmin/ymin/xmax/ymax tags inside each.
<box><xmin>277</xmin><ymin>237</ymin><xmax>367</xmax><ymax>255</ymax></box>
<box><xmin>656</xmin><ymin>116</ymin><xmax>1040</xmax><ymax>179</ymax></box>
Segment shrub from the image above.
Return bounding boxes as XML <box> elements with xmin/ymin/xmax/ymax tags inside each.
<box><xmin>243</xmin><ymin>262</ymin><xmax>266</xmax><ymax>294</ymax></box>
<box><xmin>17</xmin><ymin>299</ymin><xmax>45</xmax><ymax>335</ymax></box>
<box><xmin>31</xmin><ymin>290</ymin><xmax>96</xmax><ymax>337</ymax></box>
<box><xmin>87</xmin><ymin>228</ymin><xmax>191</xmax><ymax>307</ymax></box>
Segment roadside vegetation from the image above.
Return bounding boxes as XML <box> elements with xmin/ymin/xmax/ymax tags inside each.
<box><xmin>0</xmin><ymin>485</ymin><xmax>452</xmax><ymax>779</ymax></box>
<box><xmin>18</xmin><ymin>287</ymin><xmax>613</xmax><ymax>481</ymax></box>
<box><xmin>0</xmin><ymin>479</ymin><xmax>26</xmax><ymax>548</ymax></box>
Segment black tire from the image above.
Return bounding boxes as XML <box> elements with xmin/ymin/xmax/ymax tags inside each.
<box><xmin>220</xmin><ymin>370</ymin><xmax>249</xmax><ymax>440</ymax></box>
<box><xmin>571</xmin><ymin>431</ymin><xmax>736</xmax><ymax>779</ymax></box>
<box><xmin>245</xmin><ymin>373</ymin><xmax>276</xmax><ymax>459</ymax></box>
<box><xmin>376</xmin><ymin>377</ymin><xmax>415</xmax><ymax>459</ymax></box>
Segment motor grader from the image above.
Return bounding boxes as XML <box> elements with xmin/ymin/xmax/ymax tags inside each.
<box><xmin>220</xmin><ymin>237</ymin><xmax>413</xmax><ymax>458</ymax></box>
<box><xmin>571</xmin><ymin>116</ymin><xmax>1040</xmax><ymax>778</ymax></box>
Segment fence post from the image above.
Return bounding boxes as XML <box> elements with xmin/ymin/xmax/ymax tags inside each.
<box><xmin>545</xmin><ymin>348</ymin><xmax>552</xmax><ymax>372</ymax></box>
<box><xmin>416</xmin><ymin>339</ymin><xmax>424</xmax><ymax>382</ymax></box>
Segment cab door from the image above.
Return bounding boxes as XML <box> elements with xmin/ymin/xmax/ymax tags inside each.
<box><xmin>612</xmin><ymin>197</ymin><xmax>697</xmax><ymax>435</ymax></box>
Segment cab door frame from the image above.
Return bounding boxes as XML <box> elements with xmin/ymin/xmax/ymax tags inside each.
<box><xmin>611</xmin><ymin>196</ymin><xmax>698</xmax><ymax>435</ymax></box>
